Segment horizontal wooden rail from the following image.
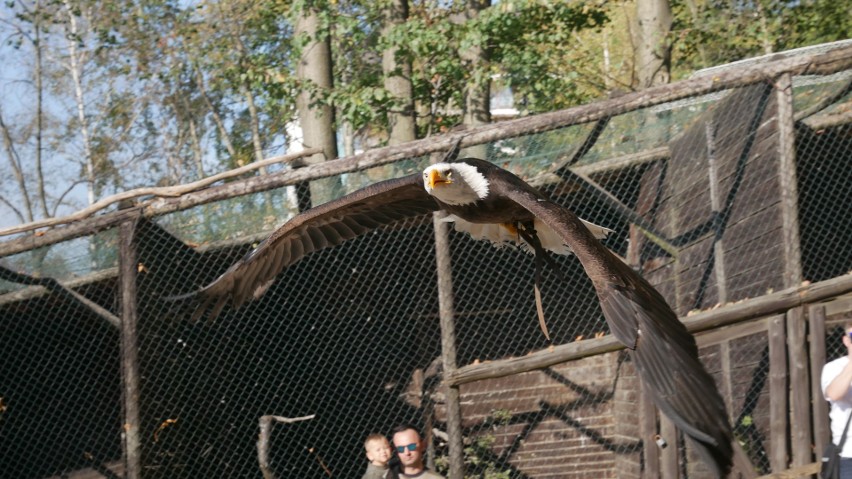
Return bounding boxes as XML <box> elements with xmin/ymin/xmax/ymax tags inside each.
<box><xmin>2</xmin><ymin>44</ymin><xmax>851</xmax><ymax>258</ymax></box>
<box><xmin>443</xmin><ymin>274</ymin><xmax>852</xmax><ymax>386</ymax></box>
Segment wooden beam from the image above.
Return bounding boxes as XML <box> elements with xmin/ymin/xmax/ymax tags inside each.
<box><xmin>0</xmin><ymin>265</ymin><xmax>120</xmax><ymax>329</ymax></box>
<box><xmin>640</xmin><ymin>389</ymin><xmax>660</xmax><ymax>479</ymax></box>
<box><xmin>684</xmin><ymin>275</ymin><xmax>852</xmax><ymax>334</ymax></box>
<box><xmin>0</xmin><ymin>148</ymin><xmax>322</xmax><ymax>237</ymax></box>
<box><xmin>444</xmin><ymin>274</ymin><xmax>852</xmax><ymax>387</ymax></box>
<box><xmin>433</xmin><ymin>211</ymin><xmax>464</xmax><ymax>479</ymax></box>
<box><xmin>0</xmin><ymin>267</ymin><xmax>118</xmax><ymax>307</ymax></box>
<box><xmin>775</xmin><ymin>73</ymin><xmax>803</xmax><ymax>287</ymax></box>
<box><xmin>795</xmin><ymin>75</ymin><xmax>852</xmax><ymax>122</ymax></box>
<box><xmin>732</xmin><ymin>442</ymin><xmax>760</xmax><ymax>479</ymax></box>
<box><xmin>705</xmin><ymin>118</ymin><xmax>728</xmax><ymax>302</ymax></box>
<box><xmin>755</xmin><ymin>461</ymin><xmax>819</xmax><ymax>478</ymax></box>
<box><xmin>786</xmin><ymin>307</ymin><xmax>811</xmax><ymax>467</ymax></box>
<box><xmin>825</xmin><ymin>296</ymin><xmax>852</xmax><ymax>316</ymax></box>
<box><xmin>809</xmin><ymin>305</ymin><xmax>830</xmax><ymax>461</ymax></box>
<box><xmin>558</xmin><ymin>168</ymin><xmax>679</xmax><ymax>256</ymax></box>
<box><xmin>695</xmin><ymin>317</ymin><xmax>768</xmax><ymax>347</ymax></box>
<box><xmin>768</xmin><ymin>314</ymin><xmax>789</xmax><ymax>472</ymax></box>
<box><xmin>119</xmin><ymin>218</ymin><xmax>142</xmax><ymax>479</ymax></box>
<box><xmin>660</xmin><ymin>415</ymin><xmax>678</xmax><ymax>478</ymax></box>
<box><xmin>3</xmin><ymin>44</ymin><xmax>851</xmax><ymax>258</ymax></box>
<box><xmin>801</xmin><ymin>110</ymin><xmax>852</xmax><ymax>130</ymax></box>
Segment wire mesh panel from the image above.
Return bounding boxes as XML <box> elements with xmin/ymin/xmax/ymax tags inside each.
<box><xmin>1</xmin><ymin>48</ymin><xmax>852</xmax><ymax>479</ymax></box>
<box><xmin>0</xmin><ymin>237</ymin><xmax>123</xmax><ymax>478</ymax></box>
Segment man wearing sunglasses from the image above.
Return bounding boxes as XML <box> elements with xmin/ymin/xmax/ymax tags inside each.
<box><xmin>822</xmin><ymin>323</ymin><xmax>852</xmax><ymax>478</ymax></box>
<box><xmin>391</xmin><ymin>425</ymin><xmax>445</xmax><ymax>478</ymax></box>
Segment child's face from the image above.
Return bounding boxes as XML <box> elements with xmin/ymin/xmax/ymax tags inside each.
<box><xmin>365</xmin><ymin>438</ymin><xmax>392</xmax><ymax>466</ymax></box>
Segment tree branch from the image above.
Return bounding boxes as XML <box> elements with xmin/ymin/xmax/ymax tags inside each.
<box><xmin>0</xmin><ymin>148</ymin><xmax>321</xmax><ymax>237</ymax></box>
<box><xmin>258</xmin><ymin>414</ymin><xmax>316</xmax><ymax>479</ymax></box>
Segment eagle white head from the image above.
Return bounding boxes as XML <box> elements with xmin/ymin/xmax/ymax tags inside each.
<box><xmin>422</xmin><ymin>162</ymin><xmax>489</xmax><ymax>205</ymax></box>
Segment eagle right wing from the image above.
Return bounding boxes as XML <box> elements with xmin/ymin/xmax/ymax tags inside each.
<box><xmin>188</xmin><ymin>173</ymin><xmax>439</xmax><ymax>320</ymax></box>
<box><xmin>503</xmin><ymin>183</ymin><xmax>734</xmax><ymax>477</ymax></box>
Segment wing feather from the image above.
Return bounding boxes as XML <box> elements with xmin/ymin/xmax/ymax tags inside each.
<box><xmin>326</xmin><ymin>221</ymin><xmax>358</xmax><ymax>241</ymax></box>
<box><xmin>190</xmin><ymin>173</ymin><xmax>438</xmax><ymax>319</ymax></box>
<box><xmin>306</xmin><ymin>225</ymin><xmax>328</xmax><ymax>251</ymax></box>
<box><xmin>504</xmin><ymin>183</ymin><xmax>733</xmax><ymax>477</ymax></box>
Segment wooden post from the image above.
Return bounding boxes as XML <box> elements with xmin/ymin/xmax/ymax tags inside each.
<box><xmin>640</xmin><ymin>389</ymin><xmax>660</xmax><ymax>478</ymax></box>
<box><xmin>119</xmin><ymin>218</ymin><xmax>142</xmax><ymax>479</ymax></box>
<box><xmin>432</xmin><ymin>211</ymin><xmax>464</xmax><ymax>479</ymax></box>
<box><xmin>660</xmin><ymin>415</ymin><xmax>679</xmax><ymax>478</ymax></box>
<box><xmin>775</xmin><ymin>72</ymin><xmax>803</xmax><ymax>287</ymax></box>
<box><xmin>625</xmin><ymin>197</ymin><xmax>661</xmax><ymax>479</ymax></box>
<box><xmin>809</xmin><ymin>305</ymin><xmax>829</xmax><ymax>459</ymax></box>
<box><xmin>786</xmin><ymin>307</ymin><xmax>811</xmax><ymax>466</ymax></box>
<box><xmin>705</xmin><ymin>119</ymin><xmax>728</xmax><ymax>303</ymax></box>
<box><xmin>768</xmin><ymin>314</ymin><xmax>789</xmax><ymax>471</ymax></box>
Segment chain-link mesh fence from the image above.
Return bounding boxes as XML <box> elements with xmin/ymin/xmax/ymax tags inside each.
<box><xmin>2</xmin><ymin>42</ymin><xmax>852</xmax><ymax>479</ymax></box>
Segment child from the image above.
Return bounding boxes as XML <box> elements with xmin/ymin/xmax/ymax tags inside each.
<box><xmin>361</xmin><ymin>433</ymin><xmax>393</xmax><ymax>479</ymax></box>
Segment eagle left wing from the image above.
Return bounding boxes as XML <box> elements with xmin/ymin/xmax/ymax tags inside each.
<box><xmin>504</xmin><ymin>185</ymin><xmax>734</xmax><ymax>478</ymax></box>
<box><xmin>179</xmin><ymin>173</ymin><xmax>439</xmax><ymax>320</ymax></box>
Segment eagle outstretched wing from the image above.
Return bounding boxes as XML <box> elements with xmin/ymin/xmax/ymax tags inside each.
<box><xmin>506</xmin><ymin>185</ymin><xmax>733</xmax><ymax>478</ymax></box>
<box><xmin>187</xmin><ymin>173</ymin><xmax>439</xmax><ymax>320</ymax></box>
<box><xmin>174</xmin><ymin>157</ymin><xmax>733</xmax><ymax>476</ymax></box>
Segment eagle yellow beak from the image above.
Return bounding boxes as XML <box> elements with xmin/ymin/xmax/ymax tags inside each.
<box><xmin>428</xmin><ymin>169</ymin><xmax>451</xmax><ymax>189</ymax></box>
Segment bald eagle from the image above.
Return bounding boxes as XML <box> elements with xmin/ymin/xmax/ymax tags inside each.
<box><xmin>183</xmin><ymin>156</ymin><xmax>733</xmax><ymax>477</ymax></box>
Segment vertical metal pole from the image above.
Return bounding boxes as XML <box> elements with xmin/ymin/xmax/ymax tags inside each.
<box><xmin>119</xmin><ymin>218</ymin><xmax>142</xmax><ymax>479</ymax></box>
<box><xmin>432</xmin><ymin>211</ymin><xmax>464</xmax><ymax>479</ymax></box>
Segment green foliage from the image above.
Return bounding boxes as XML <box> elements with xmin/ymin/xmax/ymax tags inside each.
<box><xmin>670</xmin><ymin>0</ymin><xmax>852</xmax><ymax>76</ymax></box>
<box><xmin>434</xmin><ymin>409</ymin><xmax>515</xmax><ymax>479</ymax></box>
<box><xmin>478</xmin><ymin>1</ymin><xmax>609</xmax><ymax>111</ymax></box>
<box><xmin>1</xmin><ymin>0</ymin><xmax>849</xmax><ymax>229</ymax></box>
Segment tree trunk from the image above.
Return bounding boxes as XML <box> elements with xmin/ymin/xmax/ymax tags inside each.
<box><xmin>34</xmin><ymin>0</ymin><xmax>49</xmax><ymax>219</ymax></box>
<box><xmin>457</xmin><ymin>0</ymin><xmax>491</xmax><ymax>159</ymax></box>
<box><xmin>0</xmin><ymin>109</ymin><xmax>32</xmax><ymax>223</ymax></box>
<box><xmin>755</xmin><ymin>0</ymin><xmax>774</xmax><ymax>55</ymax></box>
<box><xmin>62</xmin><ymin>0</ymin><xmax>98</xmax><ymax>204</ymax></box>
<box><xmin>382</xmin><ymin>0</ymin><xmax>416</xmax><ymax>146</ymax></box>
<box><xmin>196</xmin><ymin>67</ymin><xmax>238</xmax><ymax>160</ymax></box>
<box><xmin>294</xmin><ymin>4</ymin><xmax>341</xmax><ymax>207</ymax></box>
<box><xmin>634</xmin><ymin>0</ymin><xmax>672</xmax><ymax>89</ymax></box>
<box><xmin>241</xmin><ymin>80</ymin><xmax>267</xmax><ymax>173</ymax></box>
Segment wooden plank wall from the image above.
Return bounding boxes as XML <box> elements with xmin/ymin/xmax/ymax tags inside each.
<box><xmin>639</xmin><ymin>84</ymin><xmax>789</xmax><ymax>316</ymax></box>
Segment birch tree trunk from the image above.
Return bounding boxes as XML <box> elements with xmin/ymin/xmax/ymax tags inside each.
<box><xmin>62</xmin><ymin>0</ymin><xmax>97</xmax><ymax>205</ymax></box>
<box><xmin>240</xmin><ymin>81</ymin><xmax>268</xmax><ymax>174</ymax></box>
<box><xmin>33</xmin><ymin>0</ymin><xmax>50</xmax><ymax>219</ymax></box>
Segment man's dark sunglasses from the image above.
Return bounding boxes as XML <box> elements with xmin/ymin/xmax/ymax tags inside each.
<box><xmin>396</xmin><ymin>443</ymin><xmax>417</xmax><ymax>453</ymax></box>
<box><xmin>848</xmin><ymin>332</ymin><xmax>852</xmax><ymax>340</ymax></box>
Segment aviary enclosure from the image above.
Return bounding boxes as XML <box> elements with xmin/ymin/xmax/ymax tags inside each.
<box><xmin>1</xmin><ymin>41</ymin><xmax>852</xmax><ymax>479</ymax></box>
